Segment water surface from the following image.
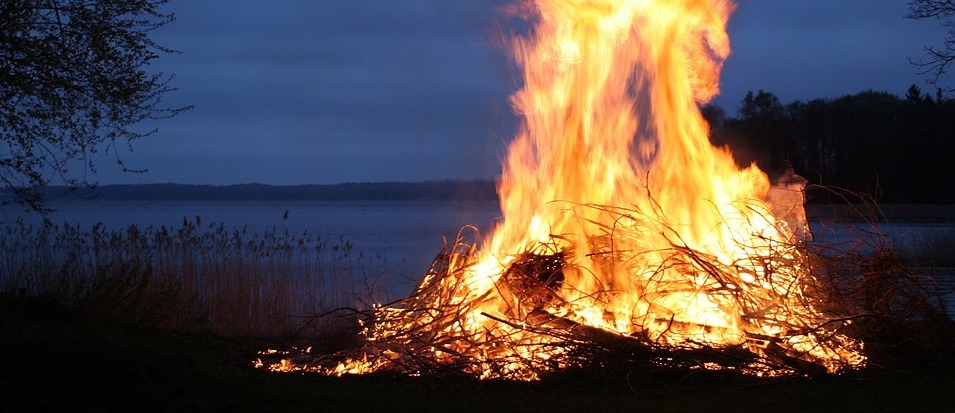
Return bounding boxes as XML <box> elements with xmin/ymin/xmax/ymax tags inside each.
<box><xmin>6</xmin><ymin>199</ymin><xmax>952</xmax><ymax>315</ymax></box>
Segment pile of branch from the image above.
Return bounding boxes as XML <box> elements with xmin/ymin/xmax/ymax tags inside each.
<box><xmin>803</xmin><ymin>190</ymin><xmax>955</xmax><ymax>368</ymax></box>
<box><xmin>260</xmin><ymin>198</ymin><xmax>954</xmax><ymax>380</ymax></box>
<box><xmin>262</xmin><ymin>240</ymin><xmax>834</xmax><ymax>378</ymax></box>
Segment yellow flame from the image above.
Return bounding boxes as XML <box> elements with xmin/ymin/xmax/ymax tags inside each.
<box><xmin>326</xmin><ymin>0</ymin><xmax>865</xmax><ymax>379</ymax></box>
<box><xmin>475</xmin><ymin>0</ymin><xmax>766</xmax><ymax>347</ymax></box>
<box><xmin>469</xmin><ymin>0</ymin><xmax>860</xmax><ymax>373</ymax></box>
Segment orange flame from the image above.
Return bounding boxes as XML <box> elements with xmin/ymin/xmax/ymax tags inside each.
<box><xmin>488</xmin><ymin>0</ymin><xmax>766</xmax><ymax>341</ymax></box>
<box><xmin>295</xmin><ymin>0</ymin><xmax>866</xmax><ymax>380</ymax></box>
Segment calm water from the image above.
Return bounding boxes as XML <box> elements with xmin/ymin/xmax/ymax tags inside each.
<box><xmin>5</xmin><ymin>199</ymin><xmax>502</xmax><ymax>295</ymax></box>
<box><xmin>6</xmin><ymin>199</ymin><xmax>952</xmax><ymax>315</ymax></box>
<box><xmin>811</xmin><ymin>219</ymin><xmax>955</xmax><ymax>318</ymax></box>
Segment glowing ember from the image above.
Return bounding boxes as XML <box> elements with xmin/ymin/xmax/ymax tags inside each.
<box><xmin>266</xmin><ymin>0</ymin><xmax>866</xmax><ymax>380</ymax></box>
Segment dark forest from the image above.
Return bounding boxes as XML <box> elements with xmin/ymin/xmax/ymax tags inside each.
<box><xmin>706</xmin><ymin>86</ymin><xmax>955</xmax><ymax>203</ymax></box>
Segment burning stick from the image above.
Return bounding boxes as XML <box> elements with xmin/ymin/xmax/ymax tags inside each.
<box><xmin>258</xmin><ymin>0</ymin><xmax>892</xmax><ymax>380</ymax></box>
<box><xmin>263</xmin><ymin>202</ymin><xmax>866</xmax><ymax>380</ymax></box>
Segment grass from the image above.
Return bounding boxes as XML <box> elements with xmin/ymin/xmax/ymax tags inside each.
<box><xmin>2</xmin><ymin>292</ymin><xmax>954</xmax><ymax>412</ymax></box>
<box><xmin>896</xmin><ymin>228</ymin><xmax>955</xmax><ymax>267</ymax></box>
<box><xmin>0</xmin><ymin>218</ymin><xmax>385</xmax><ymax>337</ymax></box>
<box><xmin>2</xmin><ymin>207</ymin><xmax>955</xmax><ymax>411</ymax></box>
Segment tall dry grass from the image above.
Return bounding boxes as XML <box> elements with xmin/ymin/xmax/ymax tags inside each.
<box><xmin>0</xmin><ymin>217</ymin><xmax>386</xmax><ymax>336</ymax></box>
<box><xmin>891</xmin><ymin>228</ymin><xmax>955</xmax><ymax>268</ymax></box>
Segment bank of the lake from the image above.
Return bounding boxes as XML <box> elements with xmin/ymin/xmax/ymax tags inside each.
<box><xmin>2</xmin><ymin>292</ymin><xmax>953</xmax><ymax>413</ymax></box>
<box><xmin>2</xmin><ymin>198</ymin><xmax>954</xmax><ymax>411</ymax></box>
<box><xmin>7</xmin><ymin>199</ymin><xmax>954</xmax><ymax>311</ymax></box>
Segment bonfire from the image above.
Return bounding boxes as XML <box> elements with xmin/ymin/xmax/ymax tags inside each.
<box><xmin>259</xmin><ymin>0</ymin><xmax>882</xmax><ymax>380</ymax></box>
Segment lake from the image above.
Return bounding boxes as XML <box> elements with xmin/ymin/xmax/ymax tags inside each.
<box><xmin>5</xmin><ymin>198</ymin><xmax>952</xmax><ymax>315</ymax></box>
<box><xmin>4</xmin><ymin>198</ymin><xmax>503</xmax><ymax>297</ymax></box>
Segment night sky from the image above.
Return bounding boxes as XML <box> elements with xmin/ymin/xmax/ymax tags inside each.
<box><xmin>99</xmin><ymin>0</ymin><xmax>948</xmax><ymax>185</ymax></box>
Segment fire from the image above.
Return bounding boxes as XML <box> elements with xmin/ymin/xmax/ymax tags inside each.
<box><xmin>267</xmin><ymin>0</ymin><xmax>866</xmax><ymax>379</ymax></box>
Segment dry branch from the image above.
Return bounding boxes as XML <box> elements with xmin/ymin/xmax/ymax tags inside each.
<box><xmin>259</xmin><ymin>197</ymin><xmax>955</xmax><ymax>380</ymax></box>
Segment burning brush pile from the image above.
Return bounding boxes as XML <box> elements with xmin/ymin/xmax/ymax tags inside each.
<box><xmin>263</xmin><ymin>200</ymin><xmax>866</xmax><ymax>380</ymax></box>
<box><xmin>257</xmin><ymin>0</ymin><xmax>951</xmax><ymax>380</ymax></box>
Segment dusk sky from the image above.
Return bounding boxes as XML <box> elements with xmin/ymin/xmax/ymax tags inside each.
<box><xmin>97</xmin><ymin>0</ymin><xmax>949</xmax><ymax>186</ymax></box>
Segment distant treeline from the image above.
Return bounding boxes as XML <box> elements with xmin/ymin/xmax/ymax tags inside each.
<box><xmin>24</xmin><ymin>86</ymin><xmax>955</xmax><ymax>204</ymax></box>
<box><xmin>38</xmin><ymin>180</ymin><xmax>499</xmax><ymax>202</ymax></box>
<box><xmin>705</xmin><ymin>86</ymin><xmax>955</xmax><ymax>203</ymax></box>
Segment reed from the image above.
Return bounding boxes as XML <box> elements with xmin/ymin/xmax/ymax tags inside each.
<box><xmin>0</xmin><ymin>217</ymin><xmax>385</xmax><ymax>337</ymax></box>
<box><xmin>889</xmin><ymin>228</ymin><xmax>955</xmax><ymax>267</ymax></box>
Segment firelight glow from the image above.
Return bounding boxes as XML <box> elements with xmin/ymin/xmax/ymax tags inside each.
<box><xmin>267</xmin><ymin>0</ymin><xmax>866</xmax><ymax>380</ymax></box>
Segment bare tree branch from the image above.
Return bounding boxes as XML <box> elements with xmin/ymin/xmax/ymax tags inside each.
<box><xmin>907</xmin><ymin>0</ymin><xmax>955</xmax><ymax>92</ymax></box>
<box><xmin>0</xmin><ymin>0</ymin><xmax>189</xmax><ymax>212</ymax></box>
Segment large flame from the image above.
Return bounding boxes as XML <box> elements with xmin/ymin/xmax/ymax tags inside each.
<box><xmin>268</xmin><ymin>0</ymin><xmax>865</xmax><ymax>380</ymax></box>
<box><xmin>487</xmin><ymin>0</ymin><xmax>770</xmax><ymax>339</ymax></box>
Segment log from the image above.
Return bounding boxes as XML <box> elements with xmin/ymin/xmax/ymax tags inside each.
<box><xmin>482</xmin><ymin>308</ymin><xmax>824</xmax><ymax>375</ymax></box>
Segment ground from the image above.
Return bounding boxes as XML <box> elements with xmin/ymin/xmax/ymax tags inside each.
<box><xmin>2</xmin><ymin>293</ymin><xmax>953</xmax><ymax>413</ymax></box>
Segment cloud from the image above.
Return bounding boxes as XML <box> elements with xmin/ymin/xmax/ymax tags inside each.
<box><xmin>109</xmin><ymin>0</ymin><xmax>516</xmax><ymax>185</ymax></box>
<box><xmin>96</xmin><ymin>0</ymin><xmax>946</xmax><ymax>184</ymax></box>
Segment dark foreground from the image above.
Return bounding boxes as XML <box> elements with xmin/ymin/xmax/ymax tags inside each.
<box><xmin>2</xmin><ymin>294</ymin><xmax>953</xmax><ymax>413</ymax></box>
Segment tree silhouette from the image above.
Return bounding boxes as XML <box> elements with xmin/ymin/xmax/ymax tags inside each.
<box><xmin>907</xmin><ymin>0</ymin><xmax>955</xmax><ymax>92</ymax></box>
<box><xmin>0</xmin><ymin>0</ymin><xmax>188</xmax><ymax>211</ymax></box>
<box><xmin>719</xmin><ymin>91</ymin><xmax>791</xmax><ymax>179</ymax></box>
<box><xmin>707</xmin><ymin>88</ymin><xmax>955</xmax><ymax>203</ymax></box>
<box><xmin>905</xmin><ymin>84</ymin><xmax>929</xmax><ymax>103</ymax></box>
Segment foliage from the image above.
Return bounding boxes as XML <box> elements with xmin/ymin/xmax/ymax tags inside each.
<box><xmin>709</xmin><ymin>88</ymin><xmax>955</xmax><ymax>203</ymax></box>
<box><xmin>0</xmin><ymin>0</ymin><xmax>188</xmax><ymax>211</ymax></box>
